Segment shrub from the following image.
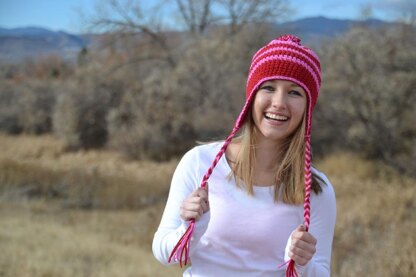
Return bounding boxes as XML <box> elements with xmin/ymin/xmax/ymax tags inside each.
<box><xmin>53</xmin><ymin>78</ymin><xmax>123</xmax><ymax>150</ymax></box>
<box><xmin>0</xmin><ymin>81</ymin><xmax>22</xmax><ymax>134</ymax></box>
<box><xmin>17</xmin><ymin>80</ymin><xmax>56</xmax><ymax>134</ymax></box>
<box><xmin>314</xmin><ymin>25</ymin><xmax>416</xmax><ymax>175</ymax></box>
<box><xmin>0</xmin><ymin>80</ymin><xmax>56</xmax><ymax>134</ymax></box>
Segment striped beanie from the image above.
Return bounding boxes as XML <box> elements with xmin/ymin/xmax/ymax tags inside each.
<box><xmin>169</xmin><ymin>34</ymin><xmax>322</xmax><ymax>276</ymax></box>
<box><xmin>246</xmin><ymin>34</ymin><xmax>321</xmax><ymax>114</ymax></box>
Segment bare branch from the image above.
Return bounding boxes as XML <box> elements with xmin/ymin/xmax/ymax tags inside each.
<box><xmin>215</xmin><ymin>0</ymin><xmax>290</xmax><ymax>34</ymax></box>
<box><xmin>86</xmin><ymin>0</ymin><xmax>176</xmax><ymax>67</ymax></box>
<box><xmin>174</xmin><ymin>0</ymin><xmax>213</xmax><ymax>34</ymax></box>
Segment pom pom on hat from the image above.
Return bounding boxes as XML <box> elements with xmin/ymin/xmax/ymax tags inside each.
<box><xmin>279</xmin><ymin>34</ymin><xmax>301</xmax><ymax>44</ymax></box>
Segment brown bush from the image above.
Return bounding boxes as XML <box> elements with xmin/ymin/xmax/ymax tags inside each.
<box><xmin>314</xmin><ymin>25</ymin><xmax>416</xmax><ymax>175</ymax></box>
<box><xmin>0</xmin><ymin>80</ymin><xmax>56</xmax><ymax>134</ymax></box>
<box><xmin>17</xmin><ymin>80</ymin><xmax>57</xmax><ymax>134</ymax></box>
<box><xmin>0</xmin><ymin>81</ymin><xmax>22</xmax><ymax>134</ymax></box>
<box><xmin>53</xmin><ymin>76</ymin><xmax>123</xmax><ymax>150</ymax></box>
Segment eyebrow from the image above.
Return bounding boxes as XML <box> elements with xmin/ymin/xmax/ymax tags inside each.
<box><xmin>262</xmin><ymin>81</ymin><xmax>302</xmax><ymax>89</ymax></box>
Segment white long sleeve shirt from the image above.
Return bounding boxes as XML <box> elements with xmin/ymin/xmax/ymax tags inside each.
<box><xmin>152</xmin><ymin>142</ymin><xmax>336</xmax><ymax>276</ymax></box>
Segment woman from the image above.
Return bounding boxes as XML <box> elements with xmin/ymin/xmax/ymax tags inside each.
<box><xmin>152</xmin><ymin>34</ymin><xmax>336</xmax><ymax>277</ymax></box>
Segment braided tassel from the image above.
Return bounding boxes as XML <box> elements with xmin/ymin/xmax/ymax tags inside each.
<box><xmin>168</xmin><ymin>92</ymin><xmax>255</xmax><ymax>267</ymax></box>
<box><xmin>303</xmin><ymin>136</ymin><xmax>312</xmax><ymax>230</ymax></box>
<box><xmin>286</xmin><ymin>261</ymin><xmax>299</xmax><ymax>277</ymax></box>
<box><xmin>168</xmin><ymin>219</ymin><xmax>195</xmax><ymax>266</ymax></box>
<box><xmin>285</xmin><ymin>136</ymin><xmax>312</xmax><ymax>276</ymax></box>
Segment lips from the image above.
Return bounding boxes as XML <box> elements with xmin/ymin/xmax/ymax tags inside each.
<box><xmin>264</xmin><ymin>112</ymin><xmax>289</xmax><ymax>121</ymax></box>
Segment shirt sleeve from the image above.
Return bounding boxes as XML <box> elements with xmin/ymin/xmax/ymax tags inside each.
<box><xmin>152</xmin><ymin>147</ymin><xmax>210</xmax><ymax>265</ymax></box>
<box><xmin>284</xmin><ymin>171</ymin><xmax>337</xmax><ymax>276</ymax></box>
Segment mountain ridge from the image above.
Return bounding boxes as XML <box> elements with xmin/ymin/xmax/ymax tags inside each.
<box><xmin>0</xmin><ymin>16</ymin><xmax>395</xmax><ymax>63</ymax></box>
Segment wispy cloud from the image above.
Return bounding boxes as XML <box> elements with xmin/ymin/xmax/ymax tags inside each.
<box><xmin>372</xmin><ymin>0</ymin><xmax>416</xmax><ymax>9</ymax></box>
<box><xmin>321</xmin><ymin>2</ymin><xmax>345</xmax><ymax>10</ymax></box>
<box><xmin>371</xmin><ymin>0</ymin><xmax>415</xmax><ymax>21</ymax></box>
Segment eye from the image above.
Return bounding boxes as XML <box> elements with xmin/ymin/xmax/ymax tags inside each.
<box><xmin>259</xmin><ymin>85</ymin><xmax>275</xmax><ymax>92</ymax></box>
<box><xmin>288</xmin><ymin>90</ymin><xmax>303</xmax><ymax>96</ymax></box>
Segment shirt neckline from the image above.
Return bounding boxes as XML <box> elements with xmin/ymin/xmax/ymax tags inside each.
<box><xmin>215</xmin><ymin>142</ymin><xmax>276</xmax><ymax>193</ymax></box>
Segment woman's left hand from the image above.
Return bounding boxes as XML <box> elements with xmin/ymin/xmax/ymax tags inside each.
<box><xmin>288</xmin><ymin>224</ymin><xmax>317</xmax><ymax>266</ymax></box>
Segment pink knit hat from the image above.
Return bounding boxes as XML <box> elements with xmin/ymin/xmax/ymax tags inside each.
<box><xmin>169</xmin><ymin>35</ymin><xmax>322</xmax><ymax>276</ymax></box>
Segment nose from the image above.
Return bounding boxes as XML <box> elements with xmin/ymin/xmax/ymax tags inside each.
<box><xmin>271</xmin><ymin>89</ymin><xmax>287</xmax><ymax>109</ymax></box>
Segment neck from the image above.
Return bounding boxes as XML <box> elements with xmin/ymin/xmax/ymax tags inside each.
<box><xmin>254</xmin><ymin>137</ymin><xmax>286</xmax><ymax>172</ymax></box>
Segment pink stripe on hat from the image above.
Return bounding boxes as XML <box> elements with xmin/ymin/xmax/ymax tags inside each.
<box><xmin>251</xmin><ymin>46</ymin><xmax>321</xmax><ymax>82</ymax></box>
<box><xmin>256</xmin><ymin>39</ymin><xmax>321</xmax><ymax>62</ymax></box>
<box><xmin>246</xmin><ymin>55</ymin><xmax>320</xmax><ymax>103</ymax></box>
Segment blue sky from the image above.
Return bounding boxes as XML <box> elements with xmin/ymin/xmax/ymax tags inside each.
<box><xmin>0</xmin><ymin>0</ymin><xmax>408</xmax><ymax>33</ymax></box>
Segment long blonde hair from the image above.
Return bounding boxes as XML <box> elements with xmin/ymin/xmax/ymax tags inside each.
<box><xmin>229</xmin><ymin>109</ymin><xmax>323</xmax><ymax>205</ymax></box>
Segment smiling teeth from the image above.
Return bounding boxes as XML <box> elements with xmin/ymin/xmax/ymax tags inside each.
<box><xmin>265</xmin><ymin>113</ymin><xmax>288</xmax><ymax>120</ymax></box>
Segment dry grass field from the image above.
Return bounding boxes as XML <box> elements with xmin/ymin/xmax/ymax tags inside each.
<box><xmin>0</xmin><ymin>133</ymin><xmax>415</xmax><ymax>277</ymax></box>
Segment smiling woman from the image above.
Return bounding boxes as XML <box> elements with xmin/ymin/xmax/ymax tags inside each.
<box><xmin>152</xmin><ymin>35</ymin><xmax>336</xmax><ymax>277</ymax></box>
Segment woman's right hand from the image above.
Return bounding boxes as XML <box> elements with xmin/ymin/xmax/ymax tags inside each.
<box><xmin>180</xmin><ymin>186</ymin><xmax>209</xmax><ymax>221</ymax></box>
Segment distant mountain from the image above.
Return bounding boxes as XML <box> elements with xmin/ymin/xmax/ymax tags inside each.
<box><xmin>276</xmin><ymin>16</ymin><xmax>389</xmax><ymax>44</ymax></box>
<box><xmin>0</xmin><ymin>27</ymin><xmax>87</xmax><ymax>62</ymax></box>
<box><xmin>0</xmin><ymin>27</ymin><xmax>67</xmax><ymax>37</ymax></box>
<box><xmin>0</xmin><ymin>17</ymin><xmax>394</xmax><ymax>63</ymax></box>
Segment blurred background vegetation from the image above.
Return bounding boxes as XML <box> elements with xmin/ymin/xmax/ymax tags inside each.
<box><xmin>0</xmin><ymin>0</ymin><xmax>415</xmax><ymax>276</ymax></box>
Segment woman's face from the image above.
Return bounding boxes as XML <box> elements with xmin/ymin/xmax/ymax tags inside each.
<box><xmin>252</xmin><ymin>79</ymin><xmax>307</xmax><ymax>144</ymax></box>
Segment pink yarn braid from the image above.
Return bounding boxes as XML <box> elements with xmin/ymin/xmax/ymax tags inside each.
<box><xmin>285</xmin><ymin>134</ymin><xmax>312</xmax><ymax>276</ymax></box>
<box><xmin>168</xmin><ymin>91</ymin><xmax>256</xmax><ymax>267</ymax></box>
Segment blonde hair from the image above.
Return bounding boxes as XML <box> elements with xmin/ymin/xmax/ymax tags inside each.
<box><xmin>230</xmin><ymin>109</ymin><xmax>323</xmax><ymax>205</ymax></box>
